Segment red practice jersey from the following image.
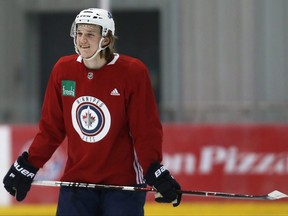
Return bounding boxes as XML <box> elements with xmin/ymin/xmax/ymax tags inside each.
<box><xmin>28</xmin><ymin>54</ymin><xmax>163</xmax><ymax>185</ymax></box>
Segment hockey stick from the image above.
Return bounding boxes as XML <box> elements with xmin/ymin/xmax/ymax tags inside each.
<box><xmin>32</xmin><ymin>180</ymin><xmax>288</xmax><ymax>200</ymax></box>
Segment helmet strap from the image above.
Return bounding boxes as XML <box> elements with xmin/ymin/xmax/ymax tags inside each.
<box><xmin>84</xmin><ymin>37</ymin><xmax>106</xmax><ymax>61</ymax></box>
<box><xmin>87</xmin><ymin>37</ymin><xmax>110</xmax><ymax>61</ymax></box>
<box><xmin>74</xmin><ymin>37</ymin><xmax>109</xmax><ymax>61</ymax></box>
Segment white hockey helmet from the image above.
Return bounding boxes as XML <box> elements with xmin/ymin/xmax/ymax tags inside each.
<box><xmin>70</xmin><ymin>8</ymin><xmax>115</xmax><ymax>37</ymax></box>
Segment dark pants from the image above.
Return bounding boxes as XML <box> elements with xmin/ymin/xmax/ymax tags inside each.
<box><xmin>56</xmin><ymin>185</ymin><xmax>147</xmax><ymax>216</ymax></box>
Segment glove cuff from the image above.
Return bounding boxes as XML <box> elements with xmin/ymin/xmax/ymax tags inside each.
<box><xmin>14</xmin><ymin>151</ymin><xmax>39</xmax><ymax>179</ymax></box>
<box><xmin>145</xmin><ymin>162</ymin><xmax>170</xmax><ymax>186</ymax></box>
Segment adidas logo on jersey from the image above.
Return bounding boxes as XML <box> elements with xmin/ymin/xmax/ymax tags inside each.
<box><xmin>110</xmin><ymin>88</ymin><xmax>120</xmax><ymax>96</ymax></box>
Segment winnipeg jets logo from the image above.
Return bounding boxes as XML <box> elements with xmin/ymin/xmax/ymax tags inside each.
<box><xmin>82</xmin><ymin>106</ymin><xmax>96</xmax><ymax>127</ymax></box>
<box><xmin>71</xmin><ymin>96</ymin><xmax>111</xmax><ymax>143</ymax></box>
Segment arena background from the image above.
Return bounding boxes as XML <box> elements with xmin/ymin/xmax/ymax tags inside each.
<box><xmin>1</xmin><ymin>0</ymin><xmax>288</xmax><ymax>215</ymax></box>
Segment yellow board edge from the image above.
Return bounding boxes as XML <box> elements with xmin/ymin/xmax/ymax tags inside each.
<box><xmin>0</xmin><ymin>202</ymin><xmax>288</xmax><ymax>216</ymax></box>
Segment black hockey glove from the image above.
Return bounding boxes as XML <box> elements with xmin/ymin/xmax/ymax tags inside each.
<box><xmin>3</xmin><ymin>151</ymin><xmax>39</xmax><ymax>201</ymax></box>
<box><xmin>145</xmin><ymin>162</ymin><xmax>182</xmax><ymax>207</ymax></box>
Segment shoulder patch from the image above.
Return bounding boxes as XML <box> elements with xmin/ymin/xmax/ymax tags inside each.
<box><xmin>62</xmin><ymin>80</ymin><xmax>76</xmax><ymax>97</ymax></box>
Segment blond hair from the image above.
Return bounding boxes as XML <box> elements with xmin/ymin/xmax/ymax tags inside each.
<box><xmin>100</xmin><ymin>30</ymin><xmax>117</xmax><ymax>62</ymax></box>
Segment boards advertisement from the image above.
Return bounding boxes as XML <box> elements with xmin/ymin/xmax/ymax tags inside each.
<box><xmin>1</xmin><ymin>124</ymin><xmax>287</xmax><ymax>204</ymax></box>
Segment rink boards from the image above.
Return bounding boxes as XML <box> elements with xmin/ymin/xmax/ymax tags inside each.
<box><xmin>0</xmin><ymin>123</ymin><xmax>288</xmax><ymax>210</ymax></box>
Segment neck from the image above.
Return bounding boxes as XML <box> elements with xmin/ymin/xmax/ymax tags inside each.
<box><xmin>83</xmin><ymin>57</ymin><xmax>107</xmax><ymax>70</ymax></box>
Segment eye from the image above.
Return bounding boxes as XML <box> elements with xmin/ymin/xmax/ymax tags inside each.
<box><xmin>76</xmin><ymin>32</ymin><xmax>83</xmax><ymax>36</ymax></box>
<box><xmin>87</xmin><ymin>33</ymin><xmax>95</xmax><ymax>37</ymax></box>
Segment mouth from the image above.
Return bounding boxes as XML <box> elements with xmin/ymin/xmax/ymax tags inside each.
<box><xmin>80</xmin><ymin>45</ymin><xmax>90</xmax><ymax>49</ymax></box>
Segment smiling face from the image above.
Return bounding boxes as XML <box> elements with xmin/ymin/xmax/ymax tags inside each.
<box><xmin>75</xmin><ymin>24</ymin><xmax>102</xmax><ymax>59</ymax></box>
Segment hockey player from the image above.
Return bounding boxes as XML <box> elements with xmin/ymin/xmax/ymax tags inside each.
<box><xmin>3</xmin><ymin>8</ymin><xmax>181</xmax><ymax>216</ymax></box>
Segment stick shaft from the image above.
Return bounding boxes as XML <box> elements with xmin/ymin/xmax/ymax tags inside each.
<box><xmin>32</xmin><ymin>180</ymin><xmax>286</xmax><ymax>200</ymax></box>
<box><xmin>33</xmin><ymin>180</ymin><xmax>154</xmax><ymax>192</ymax></box>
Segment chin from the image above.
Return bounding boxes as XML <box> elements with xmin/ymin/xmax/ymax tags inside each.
<box><xmin>80</xmin><ymin>53</ymin><xmax>92</xmax><ymax>59</ymax></box>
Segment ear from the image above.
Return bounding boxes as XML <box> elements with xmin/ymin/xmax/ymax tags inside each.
<box><xmin>101</xmin><ymin>37</ymin><xmax>110</xmax><ymax>47</ymax></box>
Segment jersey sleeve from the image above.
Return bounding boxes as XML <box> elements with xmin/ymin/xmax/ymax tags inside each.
<box><xmin>126</xmin><ymin>60</ymin><xmax>163</xmax><ymax>175</ymax></box>
<box><xmin>27</xmin><ymin>60</ymin><xmax>66</xmax><ymax>168</ymax></box>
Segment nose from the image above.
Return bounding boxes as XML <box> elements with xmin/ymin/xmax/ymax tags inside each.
<box><xmin>79</xmin><ymin>35</ymin><xmax>88</xmax><ymax>43</ymax></box>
